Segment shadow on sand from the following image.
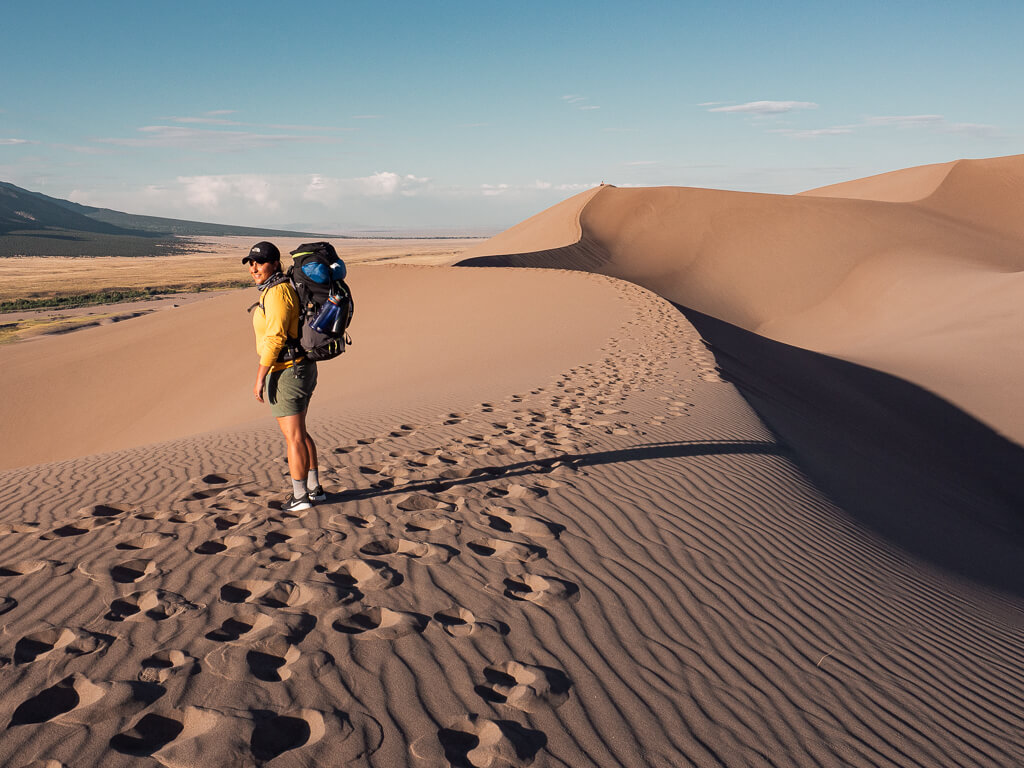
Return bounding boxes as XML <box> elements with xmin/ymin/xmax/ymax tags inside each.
<box><xmin>333</xmin><ymin>439</ymin><xmax>785</xmax><ymax>501</ymax></box>
<box><xmin>679</xmin><ymin>306</ymin><xmax>1024</xmax><ymax>599</ymax></box>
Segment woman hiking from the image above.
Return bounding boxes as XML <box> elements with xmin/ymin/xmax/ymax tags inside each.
<box><xmin>244</xmin><ymin>241</ymin><xmax>324</xmax><ymax>512</ymax></box>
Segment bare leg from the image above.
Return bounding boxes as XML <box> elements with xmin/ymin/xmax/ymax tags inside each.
<box><xmin>305</xmin><ymin>431</ymin><xmax>318</xmax><ymax>471</ymax></box>
<box><xmin>276</xmin><ymin>412</ymin><xmax>311</xmax><ymax>481</ymax></box>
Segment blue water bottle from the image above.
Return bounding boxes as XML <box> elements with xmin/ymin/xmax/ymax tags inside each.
<box><xmin>310</xmin><ymin>295</ymin><xmax>342</xmax><ymax>333</ymax></box>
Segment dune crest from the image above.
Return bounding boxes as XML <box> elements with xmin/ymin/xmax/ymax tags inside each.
<box><xmin>459</xmin><ymin>154</ymin><xmax>1024</xmax><ymax>444</ymax></box>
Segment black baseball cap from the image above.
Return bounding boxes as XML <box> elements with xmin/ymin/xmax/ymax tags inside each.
<box><xmin>242</xmin><ymin>241</ymin><xmax>281</xmax><ymax>264</ymax></box>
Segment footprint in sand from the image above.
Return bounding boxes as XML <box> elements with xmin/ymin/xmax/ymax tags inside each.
<box><xmin>205</xmin><ymin>634</ymin><xmax>315</xmax><ymax>683</ymax></box>
<box><xmin>109</xmin><ymin>705</ymin><xmax>248</xmax><ymax>762</ymax></box>
<box><xmin>116</xmin><ymin>532</ymin><xmax>177</xmax><ymax>551</ymax></box>
<box><xmin>475</xmin><ymin>661</ymin><xmax>572</xmax><ymax>712</ymax></box>
<box><xmin>205</xmin><ymin>609</ymin><xmax>276</xmax><ymax>643</ymax></box>
<box><xmin>467</xmin><ymin>538</ymin><xmax>547</xmax><ymax>563</ymax></box>
<box><xmin>433</xmin><ymin>607</ymin><xmax>509</xmax><ymax>638</ymax></box>
<box><xmin>243</xmin><ymin>638</ymin><xmax>304</xmax><ymax>682</ymax></box>
<box><xmin>402</xmin><ymin>513</ymin><xmax>462</xmax><ymax>536</ymax></box>
<box><xmin>168</xmin><ymin>510</ymin><xmax>207</xmax><ymax>524</ymax></box>
<box><xmin>138</xmin><ymin>650</ymin><xmax>196</xmax><ymax>684</ymax></box>
<box><xmin>109</xmin><ymin>559</ymin><xmax>159</xmax><ymax>584</ymax></box>
<box><xmin>8</xmin><ymin>674</ymin><xmax>109</xmax><ymax>726</ymax></box>
<box><xmin>12</xmin><ymin>627</ymin><xmax>113</xmax><ymax>665</ymax></box>
<box><xmin>190</xmin><ymin>472</ymin><xmax>242</xmax><ymax>487</ymax></box>
<box><xmin>105</xmin><ymin>590</ymin><xmax>201</xmax><ymax>623</ymax></box>
<box><xmin>485</xmin><ymin>483</ymin><xmax>548</xmax><ymax>502</ymax></box>
<box><xmin>39</xmin><ymin>515</ymin><xmax>117</xmax><ymax>540</ymax></box>
<box><xmin>212</xmin><ymin>512</ymin><xmax>255</xmax><ymax>530</ymax></box>
<box><xmin>332</xmin><ymin>606</ymin><xmax>429</xmax><ymax>640</ymax></box>
<box><xmin>0</xmin><ymin>560</ymin><xmax>64</xmax><ymax>578</ymax></box>
<box><xmin>318</xmin><ymin>559</ymin><xmax>403</xmax><ymax>591</ymax></box>
<box><xmin>500</xmin><ymin>573</ymin><xmax>580</xmax><ymax>607</ymax></box>
<box><xmin>395</xmin><ymin>493</ymin><xmax>455</xmax><ymax>512</ymax></box>
<box><xmin>414</xmin><ymin>715</ymin><xmax>546</xmax><ymax>768</ymax></box>
<box><xmin>110</xmin><ymin>711</ymin><xmax>188</xmax><ymax>757</ymax></box>
<box><xmin>265</xmin><ymin>527</ymin><xmax>312</xmax><ymax>546</ymax></box>
<box><xmin>76</xmin><ymin>503</ymin><xmax>132</xmax><ymax>519</ymax></box>
<box><xmin>0</xmin><ymin>522</ymin><xmax>42</xmax><ymax>536</ymax></box>
<box><xmin>329</xmin><ymin>512</ymin><xmax>378</xmax><ymax>530</ymax></box>
<box><xmin>249</xmin><ymin>707</ymin><xmax>381</xmax><ymax>764</ymax></box>
<box><xmin>219</xmin><ymin>580</ymin><xmax>319</xmax><ymax>609</ymax></box>
<box><xmin>194</xmin><ymin>535</ymin><xmax>253</xmax><ymax>556</ymax></box>
<box><xmin>484</xmin><ymin>508</ymin><xmax>564</xmax><ymax>539</ymax></box>
<box><xmin>257</xmin><ymin>543</ymin><xmax>307</xmax><ymax>567</ymax></box>
<box><xmin>211</xmin><ymin>490</ymin><xmax>273</xmax><ymax>513</ymax></box>
<box><xmin>1</xmin><ymin>595</ymin><xmax>16</xmax><ymax>616</ymax></box>
<box><xmin>359</xmin><ymin>538</ymin><xmax>458</xmax><ymax>564</ymax></box>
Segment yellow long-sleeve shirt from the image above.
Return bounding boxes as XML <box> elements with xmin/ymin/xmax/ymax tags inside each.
<box><xmin>253</xmin><ymin>282</ymin><xmax>302</xmax><ymax>371</ymax></box>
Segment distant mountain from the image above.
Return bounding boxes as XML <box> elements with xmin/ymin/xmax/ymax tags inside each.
<box><xmin>0</xmin><ymin>182</ymin><xmax>145</xmax><ymax>237</ymax></box>
<box><xmin>0</xmin><ymin>181</ymin><xmax>337</xmax><ymax>246</ymax></box>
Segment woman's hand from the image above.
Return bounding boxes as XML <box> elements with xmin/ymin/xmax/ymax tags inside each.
<box><xmin>254</xmin><ymin>364</ymin><xmax>270</xmax><ymax>403</ymax></box>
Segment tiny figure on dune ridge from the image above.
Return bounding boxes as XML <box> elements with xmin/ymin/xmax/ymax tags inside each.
<box><xmin>244</xmin><ymin>241</ymin><xmax>324</xmax><ymax>512</ymax></box>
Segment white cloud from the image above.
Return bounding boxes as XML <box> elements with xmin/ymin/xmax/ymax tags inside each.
<box><xmin>178</xmin><ymin>175</ymin><xmax>279</xmax><ymax>211</ymax></box>
<box><xmin>562</xmin><ymin>95</ymin><xmax>600</xmax><ymax>111</ymax></box>
<box><xmin>481</xmin><ymin>183</ymin><xmax>511</xmax><ymax>197</ymax></box>
<box><xmin>941</xmin><ymin>122</ymin><xmax>1000</xmax><ymax>137</ymax></box>
<box><xmin>771</xmin><ymin>126</ymin><xmax>856</xmax><ymax>139</ymax></box>
<box><xmin>0</xmin><ymin>138</ymin><xmax>31</xmax><ymax>145</ymax></box>
<box><xmin>709</xmin><ymin>100</ymin><xmax>818</xmax><ymax>115</ymax></box>
<box><xmin>164</xmin><ymin>116</ymin><xmax>243</xmax><ymax>126</ymax></box>
<box><xmin>864</xmin><ymin>114</ymin><xmax>944</xmax><ymax>128</ymax></box>
<box><xmin>773</xmin><ymin>114</ymin><xmax>1002</xmax><ymax>140</ymax></box>
<box><xmin>623</xmin><ymin>160</ymin><xmax>659</xmax><ymax>166</ymax></box>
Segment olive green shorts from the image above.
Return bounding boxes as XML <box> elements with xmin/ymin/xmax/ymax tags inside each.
<box><xmin>265</xmin><ymin>360</ymin><xmax>318</xmax><ymax>418</ymax></box>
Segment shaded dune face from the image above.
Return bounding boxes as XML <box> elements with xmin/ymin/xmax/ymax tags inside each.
<box><xmin>681</xmin><ymin>307</ymin><xmax>1024</xmax><ymax>597</ymax></box>
<box><xmin>457</xmin><ymin>155</ymin><xmax>1024</xmax><ymax>586</ymax></box>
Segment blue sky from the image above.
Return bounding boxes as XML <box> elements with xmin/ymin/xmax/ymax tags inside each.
<box><xmin>3</xmin><ymin>0</ymin><xmax>1022</xmax><ymax>233</ymax></box>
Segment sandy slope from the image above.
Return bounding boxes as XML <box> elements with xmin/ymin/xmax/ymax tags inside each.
<box><xmin>0</xmin><ymin>265</ymin><xmax>626</xmax><ymax>470</ymax></box>
<box><xmin>1</xmin><ymin>268</ymin><xmax>1021</xmax><ymax>767</ymax></box>
<box><xmin>460</xmin><ymin>155</ymin><xmax>1024</xmax><ymax>445</ymax></box>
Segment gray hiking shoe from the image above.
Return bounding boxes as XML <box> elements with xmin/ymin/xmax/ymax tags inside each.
<box><xmin>282</xmin><ymin>494</ymin><xmax>312</xmax><ymax>513</ymax></box>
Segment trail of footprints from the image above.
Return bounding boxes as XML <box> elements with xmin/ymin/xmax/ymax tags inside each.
<box><xmin>0</xmin><ymin>278</ymin><xmax>707</xmax><ymax>766</ymax></box>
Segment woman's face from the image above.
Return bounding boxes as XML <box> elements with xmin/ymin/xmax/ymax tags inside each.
<box><xmin>249</xmin><ymin>259</ymin><xmax>279</xmax><ymax>285</ymax></box>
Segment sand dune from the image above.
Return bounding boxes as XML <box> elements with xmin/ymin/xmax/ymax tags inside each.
<box><xmin>460</xmin><ymin>154</ymin><xmax>1024</xmax><ymax>445</ymax></box>
<box><xmin>799</xmin><ymin>158</ymin><xmax>956</xmax><ymax>202</ymax></box>
<box><xmin>2</xmin><ymin>267</ymin><xmax>1021</xmax><ymax>766</ymax></box>
<box><xmin>0</xmin><ymin>265</ymin><xmax>627</xmax><ymax>470</ymax></box>
<box><xmin>1</xmin><ymin>159</ymin><xmax>1023</xmax><ymax>767</ymax></box>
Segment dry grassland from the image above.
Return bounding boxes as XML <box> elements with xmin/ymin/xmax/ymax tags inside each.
<box><xmin>0</xmin><ymin>236</ymin><xmax>480</xmax><ymax>304</ymax></box>
<box><xmin>0</xmin><ymin>235</ymin><xmax>479</xmax><ymax>343</ymax></box>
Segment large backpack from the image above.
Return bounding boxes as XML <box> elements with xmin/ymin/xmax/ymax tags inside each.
<box><xmin>285</xmin><ymin>241</ymin><xmax>354</xmax><ymax>361</ymax></box>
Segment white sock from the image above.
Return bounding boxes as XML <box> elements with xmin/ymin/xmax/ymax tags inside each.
<box><xmin>291</xmin><ymin>478</ymin><xmax>306</xmax><ymax>498</ymax></box>
<box><xmin>307</xmin><ymin>468</ymin><xmax>320</xmax><ymax>490</ymax></box>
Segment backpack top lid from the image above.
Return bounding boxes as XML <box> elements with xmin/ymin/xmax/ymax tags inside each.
<box><xmin>290</xmin><ymin>242</ymin><xmax>339</xmax><ymax>263</ymax></box>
